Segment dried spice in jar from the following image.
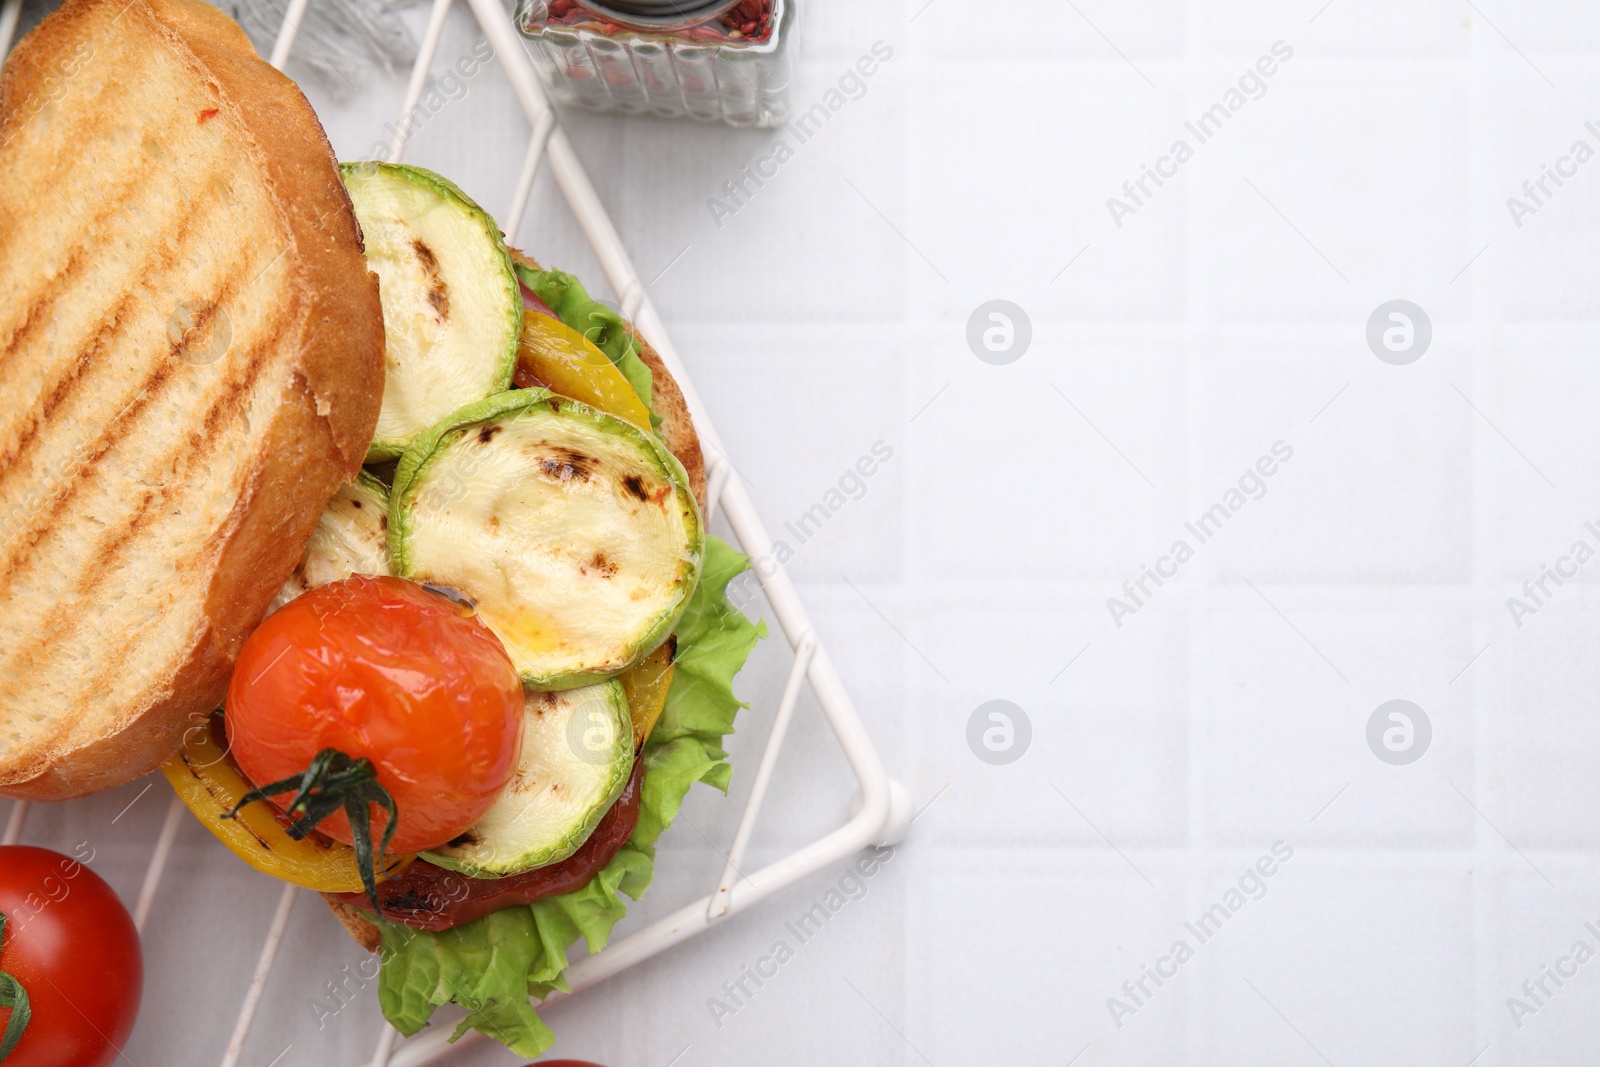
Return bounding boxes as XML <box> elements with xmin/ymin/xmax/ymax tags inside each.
<box><xmin>517</xmin><ymin>0</ymin><xmax>794</xmax><ymax>127</ymax></box>
<box><xmin>543</xmin><ymin>0</ymin><xmax>774</xmax><ymax>42</ymax></box>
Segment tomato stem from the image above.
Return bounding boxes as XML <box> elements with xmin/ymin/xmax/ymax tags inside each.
<box><xmin>224</xmin><ymin>748</ymin><xmax>399</xmax><ymax>910</ymax></box>
<box><xmin>0</xmin><ymin>911</ymin><xmax>32</xmax><ymax>1062</ymax></box>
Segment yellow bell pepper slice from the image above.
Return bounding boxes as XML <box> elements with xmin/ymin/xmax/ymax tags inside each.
<box><xmin>516</xmin><ymin>313</ymin><xmax>652</xmax><ymax>431</ymax></box>
<box><xmin>161</xmin><ymin>717</ymin><xmax>412</xmax><ymax>893</ymax></box>
<box><xmin>621</xmin><ymin>641</ymin><xmax>675</xmax><ymax>750</ymax></box>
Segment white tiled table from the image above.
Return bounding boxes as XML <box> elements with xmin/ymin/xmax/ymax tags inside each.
<box><xmin>12</xmin><ymin>0</ymin><xmax>1600</xmax><ymax>1063</ymax></box>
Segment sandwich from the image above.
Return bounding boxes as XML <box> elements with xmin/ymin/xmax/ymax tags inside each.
<box><xmin>199</xmin><ymin>173</ymin><xmax>761</xmax><ymax>1055</ymax></box>
<box><xmin>1</xmin><ymin>1</ymin><xmax>762</xmax><ymax>1057</ymax></box>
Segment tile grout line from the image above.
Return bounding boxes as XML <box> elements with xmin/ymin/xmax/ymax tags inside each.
<box><xmin>1464</xmin><ymin>14</ymin><xmax>1496</xmax><ymax>1060</ymax></box>
<box><xmin>1180</xmin><ymin>0</ymin><xmax>1206</xmax><ymax>1059</ymax></box>
<box><xmin>900</xmin><ymin>6</ymin><xmax>925</xmax><ymax>1064</ymax></box>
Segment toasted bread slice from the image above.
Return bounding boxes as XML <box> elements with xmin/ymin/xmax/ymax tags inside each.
<box><xmin>0</xmin><ymin>0</ymin><xmax>384</xmax><ymax>800</ymax></box>
<box><xmin>324</xmin><ymin>252</ymin><xmax>706</xmax><ymax>951</ymax></box>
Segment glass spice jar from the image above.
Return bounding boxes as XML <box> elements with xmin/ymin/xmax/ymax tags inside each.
<box><xmin>515</xmin><ymin>0</ymin><xmax>794</xmax><ymax>128</ymax></box>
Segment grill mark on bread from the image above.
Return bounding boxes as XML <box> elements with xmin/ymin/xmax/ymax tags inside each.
<box><xmin>0</xmin><ymin>256</ymin><xmax>274</xmax><ymax>591</ymax></box>
<box><xmin>0</xmin><ymin>190</ymin><xmax>208</xmax><ymax>484</ymax></box>
<box><xmin>1</xmin><ymin>226</ymin><xmax>102</xmax><ymax>360</ymax></box>
<box><xmin>10</xmin><ymin>319</ymin><xmax>285</xmax><ymax>684</ymax></box>
<box><xmin>0</xmin><ymin>291</ymin><xmax>137</xmax><ymax>481</ymax></box>
<box><xmin>0</xmin><ymin>125</ymin><xmax>115</xmax><ymax>270</ymax></box>
<box><xmin>0</xmin><ymin>283</ymin><xmax>50</xmax><ymax>361</ymax></box>
<box><xmin>0</xmin><ymin>355</ymin><xmax>174</xmax><ymax>589</ymax></box>
<box><xmin>84</xmin><ymin>485</ymin><xmax>164</xmax><ymax>582</ymax></box>
<box><xmin>0</xmin><ymin>136</ymin><xmax>188</xmax><ymax>349</ymax></box>
<box><xmin>0</xmin><ymin>185</ymin><xmax>258</xmax><ymax>472</ymax></box>
<box><xmin>0</xmin><ymin>21</ymin><xmax>154</xmax><ymax>267</ymax></box>
<box><xmin>0</xmin><ymin>357</ymin><xmax>171</xmax><ymax>580</ymax></box>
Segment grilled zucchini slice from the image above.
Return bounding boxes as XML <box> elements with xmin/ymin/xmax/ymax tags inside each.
<box><xmin>390</xmin><ymin>390</ymin><xmax>702</xmax><ymax>689</ymax></box>
<box><xmin>270</xmin><ymin>471</ymin><xmax>392</xmax><ymax>612</ymax></box>
<box><xmin>340</xmin><ymin>161</ymin><xmax>520</xmax><ymax>460</ymax></box>
<box><xmin>422</xmin><ymin>681</ymin><xmax>633</xmax><ymax>877</ymax></box>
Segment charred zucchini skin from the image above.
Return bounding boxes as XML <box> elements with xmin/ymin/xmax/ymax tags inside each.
<box><xmin>421</xmin><ymin>680</ymin><xmax>634</xmax><ymax>877</ymax></box>
<box><xmin>389</xmin><ymin>389</ymin><xmax>703</xmax><ymax>690</ymax></box>
<box><xmin>340</xmin><ymin>161</ymin><xmax>521</xmax><ymax>462</ymax></box>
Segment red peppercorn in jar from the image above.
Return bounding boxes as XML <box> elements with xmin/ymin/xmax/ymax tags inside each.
<box><xmin>517</xmin><ymin>0</ymin><xmax>793</xmax><ymax>127</ymax></box>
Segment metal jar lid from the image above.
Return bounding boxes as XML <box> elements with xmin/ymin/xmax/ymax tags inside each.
<box><xmin>569</xmin><ymin>0</ymin><xmax>745</xmax><ymax>32</ymax></box>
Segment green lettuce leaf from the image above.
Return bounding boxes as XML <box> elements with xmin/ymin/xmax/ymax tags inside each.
<box><xmin>376</xmin><ymin>536</ymin><xmax>764</xmax><ymax>1056</ymax></box>
<box><xmin>515</xmin><ymin>264</ymin><xmax>660</xmax><ymax>429</ymax></box>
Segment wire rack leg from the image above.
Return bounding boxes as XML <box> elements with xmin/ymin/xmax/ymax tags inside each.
<box><xmin>503</xmin><ymin>109</ymin><xmax>557</xmax><ymax>241</ymax></box>
<box><xmin>133</xmin><ymin>794</ymin><xmax>185</xmax><ymax>932</ymax></box>
<box><xmin>220</xmin><ymin>883</ymin><xmax>299</xmax><ymax>1067</ymax></box>
<box><xmin>266</xmin><ymin>0</ymin><xmax>310</xmax><ymax>70</ymax></box>
<box><xmin>387</xmin><ymin>0</ymin><xmax>454</xmax><ymax>162</ymax></box>
<box><xmin>2</xmin><ymin>800</ymin><xmax>27</xmax><ymax>845</ymax></box>
<box><xmin>709</xmin><ymin>630</ymin><xmax>815</xmax><ymax>919</ymax></box>
<box><xmin>703</xmin><ymin>455</ymin><xmax>733</xmax><ymax>524</ymax></box>
<box><xmin>369</xmin><ymin>1026</ymin><xmax>399</xmax><ymax>1067</ymax></box>
<box><xmin>0</xmin><ymin>0</ymin><xmax>21</xmax><ymax>62</ymax></box>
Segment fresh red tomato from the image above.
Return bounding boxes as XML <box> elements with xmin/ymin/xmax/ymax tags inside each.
<box><xmin>0</xmin><ymin>846</ymin><xmax>142</xmax><ymax>1067</ymax></box>
<box><xmin>226</xmin><ymin>575</ymin><xmax>525</xmax><ymax>855</ymax></box>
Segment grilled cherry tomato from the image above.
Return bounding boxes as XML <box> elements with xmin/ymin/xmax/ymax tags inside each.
<box><xmin>162</xmin><ymin>716</ymin><xmax>413</xmax><ymax>893</ymax></box>
<box><xmin>0</xmin><ymin>846</ymin><xmax>142</xmax><ymax>1067</ymax></box>
<box><xmin>225</xmin><ymin>576</ymin><xmax>524</xmax><ymax>866</ymax></box>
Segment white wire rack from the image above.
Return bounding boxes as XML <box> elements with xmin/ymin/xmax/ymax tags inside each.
<box><xmin>0</xmin><ymin>0</ymin><xmax>909</xmax><ymax>1062</ymax></box>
